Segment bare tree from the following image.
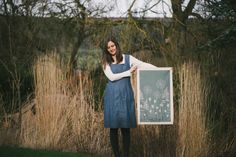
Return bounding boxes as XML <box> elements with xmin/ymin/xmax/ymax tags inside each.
<box><xmin>170</xmin><ymin>0</ymin><xmax>198</xmax><ymax>55</ymax></box>
<box><xmin>39</xmin><ymin>0</ymin><xmax>113</xmax><ymax>74</ymax></box>
<box><xmin>125</xmin><ymin>0</ymin><xmax>201</xmax><ymax>57</ymax></box>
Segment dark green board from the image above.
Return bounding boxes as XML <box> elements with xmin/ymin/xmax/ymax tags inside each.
<box><xmin>137</xmin><ymin>68</ymin><xmax>173</xmax><ymax>125</ymax></box>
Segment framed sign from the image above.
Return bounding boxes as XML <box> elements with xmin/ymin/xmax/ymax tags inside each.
<box><xmin>137</xmin><ymin>68</ymin><xmax>174</xmax><ymax>125</ymax></box>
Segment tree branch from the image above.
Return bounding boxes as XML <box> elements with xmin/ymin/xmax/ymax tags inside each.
<box><xmin>183</xmin><ymin>0</ymin><xmax>197</xmax><ymax>19</ymax></box>
<box><xmin>171</xmin><ymin>0</ymin><xmax>183</xmax><ymax>18</ymax></box>
<box><xmin>127</xmin><ymin>0</ymin><xmax>137</xmax><ymax>17</ymax></box>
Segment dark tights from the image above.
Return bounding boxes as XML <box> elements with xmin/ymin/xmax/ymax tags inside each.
<box><xmin>110</xmin><ymin>128</ymin><xmax>130</xmax><ymax>157</ymax></box>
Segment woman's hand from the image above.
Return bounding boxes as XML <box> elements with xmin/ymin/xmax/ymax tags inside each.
<box><xmin>130</xmin><ymin>64</ymin><xmax>137</xmax><ymax>73</ymax></box>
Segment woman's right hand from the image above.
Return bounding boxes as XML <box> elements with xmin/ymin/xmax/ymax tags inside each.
<box><xmin>130</xmin><ymin>64</ymin><xmax>137</xmax><ymax>73</ymax></box>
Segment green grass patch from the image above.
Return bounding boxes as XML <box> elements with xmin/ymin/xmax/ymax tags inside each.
<box><xmin>0</xmin><ymin>145</ymin><xmax>97</xmax><ymax>157</ymax></box>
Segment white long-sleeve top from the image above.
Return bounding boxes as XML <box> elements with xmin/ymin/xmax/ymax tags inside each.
<box><xmin>103</xmin><ymin>54</ymin><xmax>158</xmax><ymax>81</ymax></box>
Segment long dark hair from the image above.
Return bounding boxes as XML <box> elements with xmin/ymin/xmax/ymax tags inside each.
<box><xmin>102</xmin><ymin>36</ymin><xmax>123</xmax><ymax>69</ymax></box>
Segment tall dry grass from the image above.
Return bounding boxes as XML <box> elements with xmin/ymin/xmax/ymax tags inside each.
<box><xmin>177</xmin><ymin>61</ymin><xmax>210</xmax><ymax>157</ymax></box>
<box><xmin>19</xmin><ymin>53</ymin><xmax>111</xmax><ymax>156</ymax></box>
<box><xmin>1</xmin><ymin>53</ymin><xmax>213</xmax><ymax>157</ymax></box>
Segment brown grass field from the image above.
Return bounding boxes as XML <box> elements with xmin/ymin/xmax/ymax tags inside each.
<box><xmin>0</xmin><ymin>53</ymin><xmax>235</xmax><ymax>157</ymax></box>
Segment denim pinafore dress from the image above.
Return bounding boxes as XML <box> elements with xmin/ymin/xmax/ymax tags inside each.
<box><xmin>104</xmin><ymin>55</ymin><xmax>137</xmax><ymax>128</ymax></box>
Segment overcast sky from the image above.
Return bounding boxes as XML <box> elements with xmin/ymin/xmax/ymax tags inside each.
<box><xmin>94</xmin><ymin>0</ymin><xmax>173</xmax><ymax>17</ymax></box>
<box><xmin>6</xmin><ymin>0</ymin><xmax>198</xmax><ymax>18</ymax></box>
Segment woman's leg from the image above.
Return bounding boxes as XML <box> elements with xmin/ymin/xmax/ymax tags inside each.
<box><xmin>110</xmin><ymin>128</ymin><xmax>120</xmax><ymax>157</ymax></box>
<box><xmin>121</xmin><ymin>128</ymin><xmax>130</xmax><ymax>157</ymax></box>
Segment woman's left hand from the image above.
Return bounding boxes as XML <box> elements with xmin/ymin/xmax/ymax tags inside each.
<box><xmin>130</xmin><ymin>65</ymin><xmax>137</xmax><ymax>73</ymax></box>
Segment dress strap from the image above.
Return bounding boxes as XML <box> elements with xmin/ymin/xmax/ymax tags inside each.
<box><xmin>125</xmin><ymin>54</ymin><xmax>130</xmax><ymax>68</ymax></box>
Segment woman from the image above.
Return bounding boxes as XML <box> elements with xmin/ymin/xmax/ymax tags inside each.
<box><xmin>102</xmin><ymin>36</ymin><xmax>157</xmax><ymax>157</ymax></box>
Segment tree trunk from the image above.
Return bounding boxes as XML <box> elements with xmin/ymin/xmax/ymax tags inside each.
<box><xmin>171</xmin><ymin>0</ymin><xmax>197</xmax><ymax>57</ymax></box>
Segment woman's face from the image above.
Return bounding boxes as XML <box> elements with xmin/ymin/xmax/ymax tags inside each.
<box><xmin>107</xmin><ymin>41</ymin><xmax>117</xmax><ymax>56</ymax></box>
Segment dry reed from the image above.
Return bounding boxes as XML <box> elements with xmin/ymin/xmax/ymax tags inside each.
<box><xmin>177</xmin><ymin>61</ymin><xmax>210</xmax><ymax>157</ymax></box>
<box><xmin>20</xmin><ymin>54</ymin><xmax>70</xmax><ymax>148</ymax></box>
<box><xmin>19</xmin><ymin>53</ymin><xmax>111</xmax><ymax>156</ymax></box>
<box><xmin>3</xmin><ymin>53</ymin><xmax>213</xmax><ymax>157</ymax></box>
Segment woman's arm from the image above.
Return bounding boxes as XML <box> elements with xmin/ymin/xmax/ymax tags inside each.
<box><xmin>130</xmin><ymin>55</ymin><xmax>158</xmax><ymax>69</ymax></box>
<box><xmin>103</xmin><ymin>64</ymin><xmax>131</xmax><ymax>81</ymax></box>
